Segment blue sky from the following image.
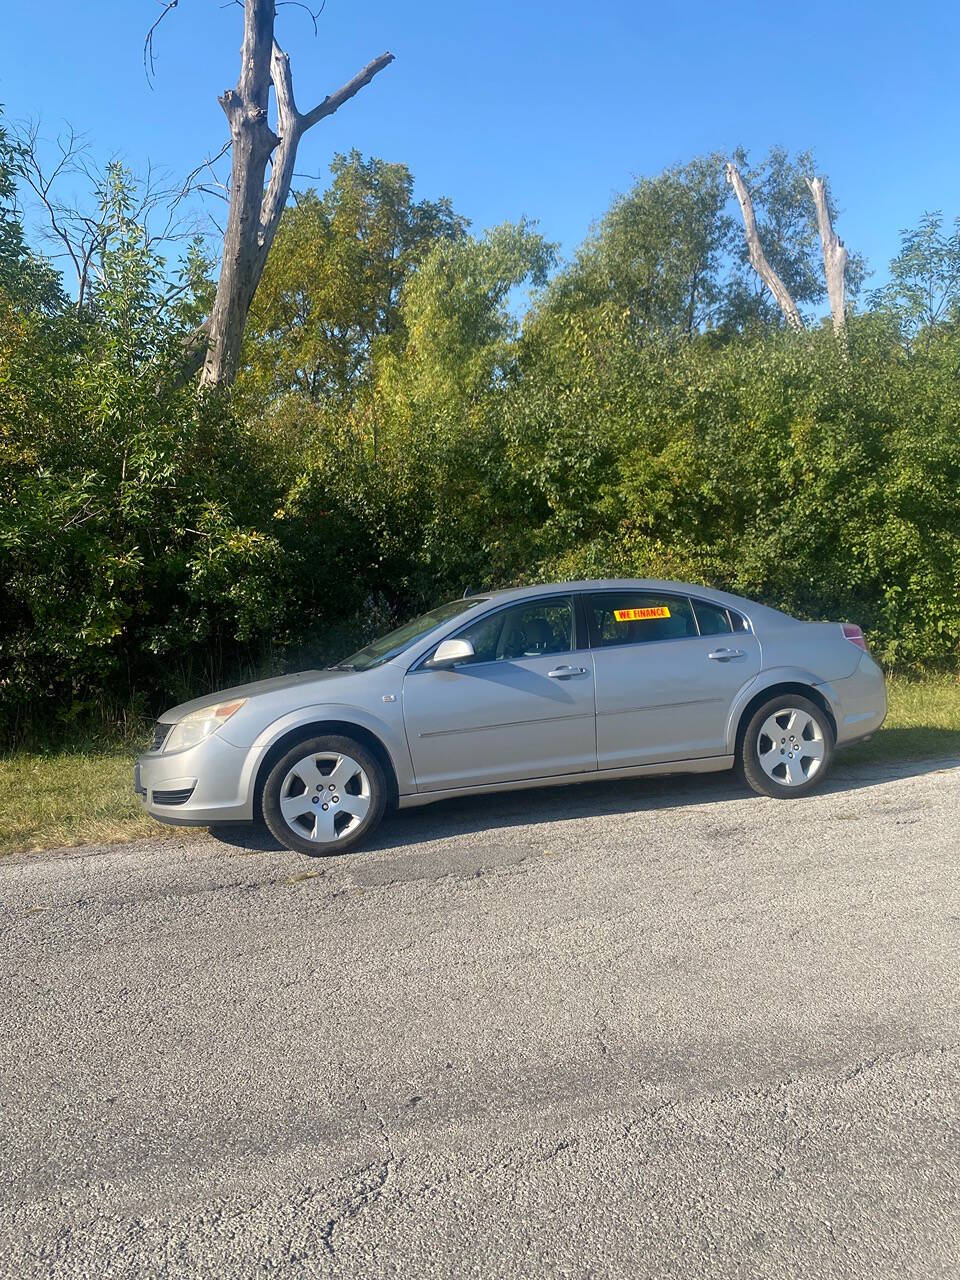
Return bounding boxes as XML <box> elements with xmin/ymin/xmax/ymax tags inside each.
<box><xmin>3</xmin><ymin>0</ymin><xmax>960</xmax><ymax>293</ymax></box>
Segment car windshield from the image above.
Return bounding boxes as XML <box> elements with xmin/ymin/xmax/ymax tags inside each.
<box><xmin>335</xmin><ymin>598</ymin><xmax>487</xmax><ymax>672</ymax></box>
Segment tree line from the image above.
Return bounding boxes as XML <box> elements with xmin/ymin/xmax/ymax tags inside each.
<box><xmin>2</xmin><ymin>104</ymin><xmax>960</xmax><ymax>743</ymax></box>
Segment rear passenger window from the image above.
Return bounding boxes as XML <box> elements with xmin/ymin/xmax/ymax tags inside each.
<box><xmin>587</xmin><ymin>593</ymin><xmax>697</xmax><ymax>647</ymax></box>
<box><xmin>692</xmin><ymin>599</ymin><xmax>733</xmax><ymax>636</ymax></box>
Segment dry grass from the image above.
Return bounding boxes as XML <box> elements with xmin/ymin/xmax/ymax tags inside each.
<box><xmin>0</xmin><ymin>746</ymin><xmax>193</xmax><ymax>856</ymax></box>
<box><xmin>2</xmin><ymin>673</ymin><xmax>959</xmax><ymax>856</ymax></box>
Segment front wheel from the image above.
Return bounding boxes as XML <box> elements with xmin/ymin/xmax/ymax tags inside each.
<box><xmin>738</xmin><ymin>695</ymin><xmax>834</xmax><ymax>798</ymax></box>
<box><xmin>262</xmin><ymin>735</ymin><xmax>386</xmax><ymax>855</ymax></box>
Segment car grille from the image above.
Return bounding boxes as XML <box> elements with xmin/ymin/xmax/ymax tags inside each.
<box><xmin>149</xmin><ymin>721</ymin><xmax>173</xmax><ymax>752</ymax></box>
<box><xmin>152</xmin><ymin>784</ymin><xmax>196</xmax><ymax>806</ymax></box>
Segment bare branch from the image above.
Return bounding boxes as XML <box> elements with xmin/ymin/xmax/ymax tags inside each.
<box><xmin>270</xmin><ymin>38</ymin><xmax>300</xmax><ymax>128</ymax></box>
<box><xmin>805</xmin><ymin>176</ymin><xmax>848</xmax><ymax>341</ymax></box>
<box><xmin>13</xmin><ymin>123</ymin><xmax>89</xmax><ymax>307</ymax></box>
<box><xmin>300</xmin><ymin>52</ymin><xmax>395</xmax><ymax>131</ymax></box>
<box><xmin>726</xmin><ymin>162</ymin><xmax>805</xmax><ymax>332</ymax></box>
<box><xmin>237</xmin><ymin>0</ymin><xmax>276</xmax><ymax>108</ymax></box>
<box><xmin>171</xmin><ymin>138</ymin><xmax>233</xmax><ymax>211</ymax></box>
<box><xmin>197</xmin><ymin>0</ymin><xmax>394</xmax><ymax>386</ymax></box>
<box><xmin>254</xmin><ymin>39</ymin><xmax>301</xmax><ymax>266</ymax></box>
<box><xmin>276</xmin><ymin>0</ymin><xmax>325</xmax><ymax>36</ymax></box>
<box><xmin>144</xmin><ymin>0</ymin><xmax>181</xmax><ymax>86</ymax></box>
<box><xmin>12</xmin><ymin>118</ymin><xmax>216</xmax><ymax>314</ymax></box>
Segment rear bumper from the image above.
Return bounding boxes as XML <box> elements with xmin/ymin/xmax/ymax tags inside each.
<box><xmin>135</xmin><ymin>733</ymin><xmax>254</xmax><ymax>826</ymax></box>
<box><xmin>819</xmin><ymin>651</ymin><xmax>887</xmax><ymax>747</ymax></box>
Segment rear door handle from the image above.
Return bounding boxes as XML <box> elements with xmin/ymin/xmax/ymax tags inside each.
<box><xmin>547</xmin><ymin>665</ymin><xmax>589</xmax><ymax>679</ymax></box>
<box><xmin>708</xmin><ymin>648</ymin><xmax>746</xmax><ymax>662</ymax></box>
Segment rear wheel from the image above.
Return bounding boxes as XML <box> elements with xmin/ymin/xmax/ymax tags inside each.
<box><xmin>738</xmin><ymin>695</ymin><xmax>833</xmax><ymax>798</ymax></box>
<box><xmin>262</xmin><ymin>735</ymin><xmax>386</xmax><ymax>855</ymax></box>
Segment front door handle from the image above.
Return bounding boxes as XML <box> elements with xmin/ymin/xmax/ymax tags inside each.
<box><xmin>708</xmin><ymin>648</ymin><xmax>746</xmax><ymax>662</ymax></box>
<box><xmin>547</xmin><ymin>665</ymin><xmax>589</xmax><ymax>679</ymax></box>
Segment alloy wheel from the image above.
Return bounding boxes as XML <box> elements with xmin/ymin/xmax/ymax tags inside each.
<box><xmin>756</xmin><ymin>707</ymin><xmax>826</xmax><ymax>788</ymax></box>
<box><xmin>278</xmin><ymin>750</ymin><xmax>371</xmax><ymax>843</ymax></box>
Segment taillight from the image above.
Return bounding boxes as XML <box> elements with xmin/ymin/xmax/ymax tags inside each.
<box><xmin>841</xmin><ymin>623</ymin><xmax>867</xmax><ymax>652</ymax></box>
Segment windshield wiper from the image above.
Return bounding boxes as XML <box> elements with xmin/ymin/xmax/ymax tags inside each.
<box><xmin>326</xmin><ymin>663</ymin><xmax>356</xmax><ymax>672</ymax></box>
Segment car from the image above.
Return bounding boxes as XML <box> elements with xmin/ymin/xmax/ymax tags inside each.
<box><xmin>134</xmin><ymin>579</ymin><xmax>887</xmax><ymax>856</ymax></box>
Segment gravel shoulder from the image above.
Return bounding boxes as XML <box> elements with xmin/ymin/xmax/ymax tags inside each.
<box><xmin>1</xmin><ymin>758</ymin><xmax>959</xmax><ymax>1278</ymax></box>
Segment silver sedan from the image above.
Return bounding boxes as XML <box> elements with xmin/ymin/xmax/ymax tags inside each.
<box><xmin>134</xmin><ymin>579</ymin><xmax>887</xmax><ymax>855</ymax></box>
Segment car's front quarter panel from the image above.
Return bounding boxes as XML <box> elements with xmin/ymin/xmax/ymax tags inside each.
<box><xmin>137</xmin><ymin>665</ymin><xmax>417</xmax><ymax>827</ymax></box>
<box><xmin>237</xmin><ymin>690</ymin><xmax>416</xmax><ymax>802</ymax></box>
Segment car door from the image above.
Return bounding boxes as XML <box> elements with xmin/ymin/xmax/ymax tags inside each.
<box><xmin>401</xmin><ymin>596</ymin><xmax>597</xmax><ymax>791</ymax></box>
<box><xmin>584</xmin><ymin>590</ymin><xmax>761</xmax><ymax>768</ymax></box>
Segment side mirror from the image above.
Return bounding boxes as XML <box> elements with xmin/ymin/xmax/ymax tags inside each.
<box><xmin>427</xmin><ymin>637</ymin><xmax>475</xmax><ymax>669</ymax></box>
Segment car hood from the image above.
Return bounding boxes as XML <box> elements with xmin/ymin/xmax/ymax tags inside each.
<box><xmin>160</xmin><ymin>669</ymin><xmax>357</xmax><ymax>722</ymax></box>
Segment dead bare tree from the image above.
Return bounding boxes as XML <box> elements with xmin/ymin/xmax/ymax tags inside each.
<box><xmin>805</xmin><ymin>176</ymin><xmax>848</xmax><ymax>339</ymax></box>
<box><xmin>725</xmin><ymin>162</ymin><xmax>805</xmax><ymax>332</ymax></box>
<box><xmin>158</xmin><ymin>0</ymin><xmax>393</xmax><ymax>387</ymax></box>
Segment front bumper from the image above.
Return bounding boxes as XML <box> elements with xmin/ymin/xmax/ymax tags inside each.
<box><xmin>135</xmin><ymin>732</ymin><xmax>255</xmax><ymax>826</ymax></box>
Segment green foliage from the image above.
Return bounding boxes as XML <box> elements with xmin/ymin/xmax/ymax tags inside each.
<box><xmin>538</xmin><ymin>149</ymin><xmax>867</xmax><ymax>343</ymax></box>
<box><xmin>0</xmin><ymin>125</ymin><xmax>63</xmax><ymax>313</ymax></box>
<box><xmin>869</xmin><ymin>211</ymin><xmax>960</xmax><ymax>339</ymax></box>
<box><xmin>266</xmin><ymin>222</ymin><xmax>556</xmax><ymax>625</ymax></box>
<box><xmin>377</xmin><ymin>220</ymin><xmax>555</xmax><ymax>416</ymax></box>
<box><xmin>240</xmin><ymin>152</ymin><xmax>467</xmax><ymax>407</ymax></box>
<box><xmin>0</xmin><ymin>148</ymin><xmax>286</xmax><ymax>738</ymax></box>
<box><xmin>724</xmin><ymin>147</ymin><xmax>866</xmax><ymax>330</ymax></box>
<box><xmin>3</xmin><ymin>128</ymin><xmax>960</xmax><ymax>745</ymax></box>
<box><xmin>541</xmin><ymin>155</ymin><xmax>734</xmax><ymax>339</ymax></box>
<box><xmin>515</xmin><ymin>322</ymin><xmax>960</xmax><ymax>666</ymax></box>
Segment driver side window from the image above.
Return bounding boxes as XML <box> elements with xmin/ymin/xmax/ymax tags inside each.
<box><xmin>456</xmin><ymin>599</ymin><xmax>574</xmax><ymax>664</ymax></box>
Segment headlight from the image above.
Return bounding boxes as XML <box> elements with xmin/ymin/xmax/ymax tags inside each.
<box><xmin>163</xmin><ymin>699</ymin><xmax>247</xmax><ymax>753</ymax></box>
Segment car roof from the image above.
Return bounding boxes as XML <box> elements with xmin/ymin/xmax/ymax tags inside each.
<box><xmin>469</xmin><ymin>579</ymin><xmax>793</xmax><ymax>625</ymax></box>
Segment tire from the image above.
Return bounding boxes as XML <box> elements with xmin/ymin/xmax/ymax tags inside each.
<box><xmin>261</xmin><ymin>734</ymin><xmax>387</xmax><ymax>856</ymax></box>
<box><xmin>738</xmin><ymin>694</ymin><xmax>834</xmax><ymax>799</ymax></box>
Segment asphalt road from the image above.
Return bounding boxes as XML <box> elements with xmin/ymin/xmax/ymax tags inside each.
<box><xmin>2</xmin><ymin>757</ymin><xmax>959</xmax><ymax>1279</ymax></box>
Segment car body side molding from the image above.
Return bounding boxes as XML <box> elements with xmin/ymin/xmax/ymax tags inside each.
<box><xmin>396</xmin><ymin>753</ymin><xmax>734</xmax><ymax>808</ymax></box>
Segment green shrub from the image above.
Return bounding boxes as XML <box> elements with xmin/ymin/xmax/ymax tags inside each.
<box><xmin>3</xmin><ymin>132</ymin><xmax>960</xmax><ymax>747</ymax></box>
<box><xmin>514</xmin><ymin>322</ymin><xmax>960</xmax><ymax>667</ymax></box>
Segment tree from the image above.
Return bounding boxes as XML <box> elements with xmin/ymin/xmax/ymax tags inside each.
<box><xmin>1</xmin><ymin>136</ymin><xmax>288</xmax><ymax>737</ymax></box>
<box><xmin>870</xmin><ymin>212</ymin><xmax>960</xmax><ymax>340</ymax></box>
<box><xmin>725</xmin><ymin>161</ymin><xmax>804</xmax><ymax>331</ymax></box>
<box><xmin>806</xmin><ymin>176</ymin><xmax>848</xmax><ymax>339</ymax></box>
<box><xmin>164</xmin><ymin>0</ymin><xmax>395</xmax><ymax>388</ymax></box>
<box><xmin>724</xmin><ymin>148</ymin><xmax>864</xmax><ymax>333</ymax></box>
<box><xmin>241</xmin><ymin>153</ymin><xmax>467</xmax><ymax>405</ymax></box>
<box><xmin>10</xmin><ymin>120</ymin><xmax>194</xmax><ymax>317</ymax></box>
<box><xmin>0</xmin><ymin>118</ymin><xmax>63</xmax><ymax>312</ymax></box>
<box><xmin>540</xmin><ymin>156</ymin><xmax>734</xmax><ymax>340</ymax></box>
<box><xmin>377</xmin><ymin>220</ymin><xmax>555</xmax><ymax>417</ymax></box>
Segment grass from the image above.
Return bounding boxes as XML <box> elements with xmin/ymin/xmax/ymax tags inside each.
<box><xmin>841</xmin><ymin>671</ymin><xmax>960</xmax><ymax>765</ymax></box>
<box><xmin>1</xmin><ymin>673</ymin><xmax>959</xmax><ymax>857</ymax></box>
<box><xmin>0</xmin><ymin>741</ymin><xmax>192</xmax><ymax>857</ymax></box>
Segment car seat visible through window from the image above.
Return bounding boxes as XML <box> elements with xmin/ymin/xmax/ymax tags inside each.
<box><xmin>502</xmin><ymin>615</ymin><xmax>554</xmax><ymax>658</ymax></box>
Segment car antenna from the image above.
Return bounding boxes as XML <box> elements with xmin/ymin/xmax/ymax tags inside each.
<box><xmin>462</xmin><ymin>586</ymin><xmax>476</xmax><ymax>598</ymax></box>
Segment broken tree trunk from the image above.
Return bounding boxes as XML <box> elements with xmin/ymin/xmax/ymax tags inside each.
<box><xmin>199</xmin><ymin>0</ymin><xmax>393</xmax><ymax>388</ymax></box>
<box><xmin>725</xmin><ymin>162</ymin><xmax>805</xmax><ymax>332</ymax></box>
<box><xmin>805</xmin><ymin>176</ymin><xmax>848</xmax><ymax>339</ymax></box>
